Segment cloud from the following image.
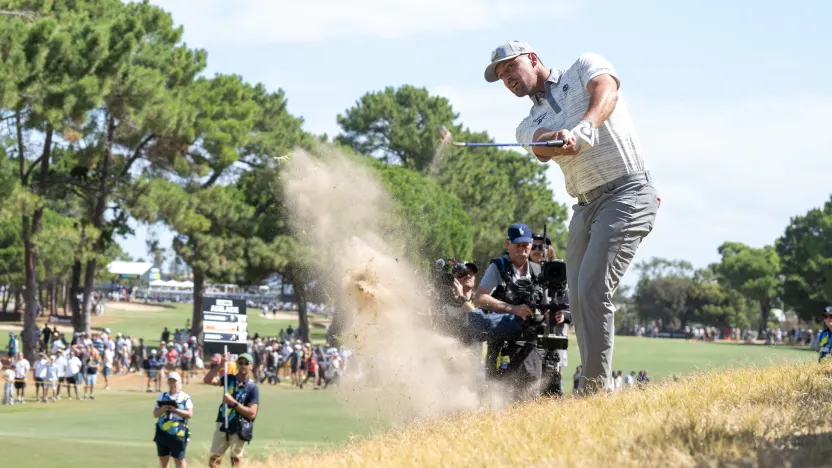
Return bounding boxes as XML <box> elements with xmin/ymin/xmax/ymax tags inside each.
<box><xmin>152</xmin><ymin>0</ymin><xmax>577</xmax><ymax>44</ymax></box>
<box><xmin>428</xmin><ymin>83</ymin><xmax>832</xmax><ymax>286</ymax></box>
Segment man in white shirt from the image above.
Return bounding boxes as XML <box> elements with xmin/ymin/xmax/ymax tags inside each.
<box><xmin>55</xmin><ymin>349</ymin><xmax>67</xmax><ymax>399</ymax></box>
<box><xmin>103</xmin><ymin>346</ymin><xmax>115</xmax><ymax>390</ymax></box>
<box><xmin>13</xmin><ymin>352</ymin><xmax>30</xmax><ymax>403</ymax></box>
<box><xmin>483</xmin><ymin>42</ymin><xmax>660</xmax><ymax>395</ymax></box>
<box><xmin>33</xmin><ymin>353</ymin><xmax>49</xmax><ymax>402</ymax></box>
<box><xmin>66</xmin><ymin>350</ymin><xmax>82</xmax><ymax>400</ymax></box>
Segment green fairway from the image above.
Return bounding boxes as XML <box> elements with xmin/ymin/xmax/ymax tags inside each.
<box><xmin>0</xmin><ymin>302</ymin><xmax>821</xmax><ymax>467</ymax></box>
<box><xmin>0</xmin><ymin>381</ymin><xmax>382</xmax><ymax>468</ymax></box>
<box><xmin>575</xmin><ymin>335</ymin><xmax>816</xmax><ymax>390</ymax></box>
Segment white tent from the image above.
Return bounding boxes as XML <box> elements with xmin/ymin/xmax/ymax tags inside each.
<box><xmin>149</xmin><ymin>280</ymin><xmax>194</xmax><ymax>289</ymax></box>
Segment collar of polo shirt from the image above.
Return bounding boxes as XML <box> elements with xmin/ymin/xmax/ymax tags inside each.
<box><xmin>531</xmin><ymin>68</ymin><xmax>564</xmax><ymax>105</ymax></box>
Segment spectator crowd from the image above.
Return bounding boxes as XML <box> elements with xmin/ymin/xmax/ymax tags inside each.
<box><xmin>2</xmin><ymin>323</ymin><xmax>351</xmax><ymax>406</ymax></box>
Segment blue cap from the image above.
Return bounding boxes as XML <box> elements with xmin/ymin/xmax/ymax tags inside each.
<box><xmin>508</xmin><ymin>223</ymin><xmax>533</xmax><ymax>244</ymax></box>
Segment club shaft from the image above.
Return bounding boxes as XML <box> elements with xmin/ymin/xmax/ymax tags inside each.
<box><xmin>454</xmin><ymin>140</ymin><xmax>565</xmax><ymax>148</ymax></box>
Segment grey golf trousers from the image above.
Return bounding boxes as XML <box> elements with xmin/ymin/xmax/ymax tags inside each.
<box><xmin>566</xmin><ymin>171</ymin><xmax>659</xmax><ymax>394</ymax></box>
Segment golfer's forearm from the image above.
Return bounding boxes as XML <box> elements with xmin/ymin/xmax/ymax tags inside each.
<box><xmin>581</xmin><ymin>77</ymin><xmax>618</xmax><ymax>127</ymax></box>
<box><xmin>531</xmin><ymin>128</ymin><xmax>558</xmax><ymax>160</ymax></box>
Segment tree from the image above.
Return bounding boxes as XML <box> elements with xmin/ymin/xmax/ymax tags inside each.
<box><xmin>1</xmin><ymin>0</ymin><xmax>143</xmax><ymax>359</ymax></box>
<box><xmin>45</xmin><ymin>0</ymin><xmax>207</xmax><ymax>333</ymax></box>
<box><xmin>135</xmin><ymin>76</ymin><xmax>307</xmax><ymax>343</ymax></box>
<box><xmin>687</xmin><ymin>268</ymin><xmax>753</xmax><ymax>330</ymax></box>
<box><xmin>335</xmin><ymin>85</ymin><xmax>457</xmax><ymax>172</ymax></box>
<box><xmin>335</xmin><ymin>85</ymin><xmax>569</xmax><ymax>271</ymax></box>
<box><xmin>634</xmin><ymin>275</ymin><xmax>694</xmax><ymax>329</ymax></box>
<box><xmin>370</xmin><ymin>159</ymin><xmax>473</xmax><ymax>265</ymax></box>
<box><xmin>713</xmin><ymin>242</ymin><xmax>782</xmax><ymax>334</ymax></box>
<box><xmin>776</xmin><ymin>195</ymin><xmax>832</xmax><ymax>322</ymax></box>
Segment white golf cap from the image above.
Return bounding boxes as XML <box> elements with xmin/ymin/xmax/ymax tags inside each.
<box><xmin>484</xmin><ymin>41</ymin><xmax>536</xmax><ymax>83</ymax></box>
<box><xmin>167</xmin><ymin>372</ymin><xmax>182</xmax><ymax>382</ymax></box>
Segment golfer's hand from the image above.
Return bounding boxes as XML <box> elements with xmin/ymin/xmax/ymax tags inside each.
<box><xmin>510</xmin><ymin>304</ymin><xmax>533</xmax><ymax>319</ymax></box>
<box><xmin>222</xmin><ymin>393</ymin><xmax>236</xmax><ymax>405</ymax></box>
<box><xmin>533</xmin><ymin>128</ymin><xmax>581</xmax><ymax>157</ymax></box>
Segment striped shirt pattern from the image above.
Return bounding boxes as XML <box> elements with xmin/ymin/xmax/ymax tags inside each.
<box><xmin>516</xmin><ymin>53</ymin><xmax>648</xmax><ymax>198</ymax></box>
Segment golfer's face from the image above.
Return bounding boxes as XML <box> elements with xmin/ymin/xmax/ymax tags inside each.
<box><xmin>496</xmin><ymin>56</ymin><xmax>532</xmax><ymax>97</ymax></box>
<box><xmin>168</xmin><ymin>379</ymin><xmax>180</xmax><ymax>393</ymax></box>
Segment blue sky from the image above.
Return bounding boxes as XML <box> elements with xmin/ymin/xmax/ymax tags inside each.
<box><xmin>120</xmin><ymin>0</ymin><xmax>831</xmax><ymax>289</ymax></box>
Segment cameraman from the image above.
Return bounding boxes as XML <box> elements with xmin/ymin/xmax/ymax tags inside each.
<box><xmin>434</xmin><ymin>260</ymin><xmax>479</xmax><ymax>338</ymax></box>
<box><xmin>470</xmin><ymin>224</ymin><xmax>539</xmax><ymax>341</ymax></box>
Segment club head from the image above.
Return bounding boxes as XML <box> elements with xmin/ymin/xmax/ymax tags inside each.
<box><xmin>437</xmin><ymin>125</ymin><xmax>453</xmax><ymax>145</ymax></box>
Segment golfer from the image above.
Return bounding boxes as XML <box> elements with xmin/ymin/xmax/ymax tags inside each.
<box><xmin>153</xmin><ymin>371</ymin><xmax>193</xmax><ymax>468</ymax></box>
<box><xmin>203</xmin><ymin>352</ymin><xmax>259</xmax><ymax>468</ymax></box>
<box><xmin>484</xmin><ymin>41</ymin><xmax>659</xmax><ymax>394</ymax></box>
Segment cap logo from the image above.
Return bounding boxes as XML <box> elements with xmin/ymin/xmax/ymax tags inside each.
<box><xmin>518</xmin><ymin>227</ymin><xmax>524</xmax><ymax>235</ymax></box>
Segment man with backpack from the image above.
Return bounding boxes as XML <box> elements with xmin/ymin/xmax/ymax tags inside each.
<box><xmin>203</xmin><ymin>352</ymin><xmax>259</xmax><ymax>468</ymax></box>
<box><xmin>465</xmin><ymin>224</ymin><xmax>566</xmax><ymax>343</ymax></box>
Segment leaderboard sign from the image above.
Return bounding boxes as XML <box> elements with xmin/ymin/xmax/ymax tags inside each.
<box><xmin>202</xmin><ymin>298</ymin><xmax>248</xmax><ymax>356</ymax></box>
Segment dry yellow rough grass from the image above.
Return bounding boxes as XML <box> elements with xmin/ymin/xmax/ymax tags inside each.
<box><xmin>252</xmin><ymin>362</ymin><xmax>832</xmax><ymax>468</ymax></box>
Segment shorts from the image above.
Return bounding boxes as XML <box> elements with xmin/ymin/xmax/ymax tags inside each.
<box><xmin>103</xmin><ymin>367</ymin><xmax>112</xmax><ymax>377</ymax></box>
<box><xmin>148</xmin><ymin>371</ymin><xmax>158</xmax><ymax>379</ymax></box>
<box><xmin>85</xmin><ymin>374</ymin><xmax>97</xmax><ymax>386</ymax></box>
<box><xmin>210</xmin><ymin>422</ymin><xmax>247</xmax><ymax>460</ymax></box>
<box><xmin>156</xmin><ymin>433</ymin><xmax>188</xmax><ymax>460</ymax></box>
<box><xmin>180</xmin><ymin>362</ymin><xmax>191</xmax><ymax>371</ymax></box>
<box><xmin>66</xmin><ymin>376</ymin><xmax>77</xmax><ymax>385</ymax></box>
<box><xmin>165</xmin><ymin>363</ymin><xmax>177</xmax><ymax>371</ymax></box>
<box><xmin>35</xmin><ymin>377</ymin><xmax>44</xmax><ymax>387</ymax></box>
<box><xmin>14</xmin><ymin>380</ymin><xmax>25</xmax><ymax>390</ymax></box>
<box><xmin>58</xmin><ymin>376</ymin><xmax>66</xmax><ymax>383</ymax></box>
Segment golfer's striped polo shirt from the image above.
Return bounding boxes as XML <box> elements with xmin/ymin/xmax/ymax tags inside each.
<box><xmin>516</xmin><ymin>53</ymin><xmax>648</xmax><ymax>198</ymax></box>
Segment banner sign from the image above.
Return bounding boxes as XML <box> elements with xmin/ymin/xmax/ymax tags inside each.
<box><xmin>202</xmin><ymin>298</ymin><xmax>248</xmax><ymax>356</ymax></box>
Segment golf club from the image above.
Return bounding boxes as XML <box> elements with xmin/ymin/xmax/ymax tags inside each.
<box><xmin>437</xmin><ymin>125</ymin><xmax>565</xmax><ymax>148</ymax></box>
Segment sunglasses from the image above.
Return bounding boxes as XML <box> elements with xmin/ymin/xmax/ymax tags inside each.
<box><xmin>236</xmin><ymin>360</ymin><xmax>251</xmax><ymax>366</ymax></box>
<box><xmin>531</xmin><ymin>244</ymin><xmax>547</xmax><ymax>251</ymax></box>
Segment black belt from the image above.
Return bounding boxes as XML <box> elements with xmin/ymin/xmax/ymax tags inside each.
<box><xmin>576</xmin><ymin>171</ymin><xmax>652</xmax><ymax>206</ymax></box>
